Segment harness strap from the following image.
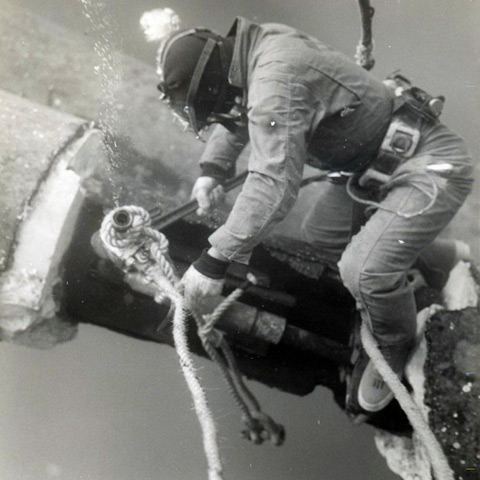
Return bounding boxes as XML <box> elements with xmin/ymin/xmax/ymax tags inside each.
<box><xmin>185</xmin><ymin>38</ymin><xmax>217</xmax><ymax>136</ymax></box>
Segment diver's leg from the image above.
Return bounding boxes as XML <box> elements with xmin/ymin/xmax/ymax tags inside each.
<box><xmin>301</xmin><ymin>181</ymin><xmax>357</xmax><ymax>268</ymax></box>
<box><xmin>339</xmin><ymin>161</ymin><xmax>473</xmax><ymax>411</ymax></box>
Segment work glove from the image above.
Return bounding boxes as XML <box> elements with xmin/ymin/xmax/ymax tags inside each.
<box><xmin>180</xmin><ymin>249</ymin><xmax>229</xmax><ymax>311</ymax></box>
<box><xmin>191</xmin><ymin>176</ymin><xmax>225</xmax><ymax>216</ymax></box>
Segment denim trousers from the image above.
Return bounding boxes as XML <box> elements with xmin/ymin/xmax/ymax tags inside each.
<box><xmin>301</xmin><ymin>121</ymin><xmax>474</xmax><ymax>346</ymax></box>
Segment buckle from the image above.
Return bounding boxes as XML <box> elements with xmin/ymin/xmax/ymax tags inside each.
<box><xmin>381</xmin><ymin>118</ymin><xmax>420</xmax><ymax>158</ymax></box>
<box><xmin>327</xmin><ymin>171</ymin><xmax>353</xmax><ymax>185</ymax></box>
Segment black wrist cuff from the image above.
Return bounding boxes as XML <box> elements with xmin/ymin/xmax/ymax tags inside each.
<box><xmin>200</xmin><ymin>163</ymin><xmax>235</xmax><ymax>184</ymax></box>
<box><xmin>193</xmin><ymin>249</ymin><xmax>229</xmax><ymax>279</ymax></box>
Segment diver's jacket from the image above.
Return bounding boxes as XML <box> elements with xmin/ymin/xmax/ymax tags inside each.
<box><xmin>200</xmin><ymin>17</ymin><xmax>396</xmax><ymax>263</ymax></box>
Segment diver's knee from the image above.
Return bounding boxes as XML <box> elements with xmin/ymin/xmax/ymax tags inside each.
<box><xmin>338</xmin><ymin>248</ymin><xmax>362</xmax><ymax>297</ymax></box>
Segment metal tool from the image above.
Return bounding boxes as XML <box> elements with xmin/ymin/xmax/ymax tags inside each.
<box><xmin>150</xmin><ymin>170</ymin><xmax>248</xmax><ymax>230</ymax></box>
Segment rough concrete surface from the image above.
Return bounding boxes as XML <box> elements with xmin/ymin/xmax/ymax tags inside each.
<box><xmin>0</xmin><ymin>89</ymin><xmax>110</xmax><ymax>346</ymax></box>
<box><xmin>0</xmin><ymin>90</ymin><xmax>85</xmax><ymax>272</ymax></box>
<box><xmin>425</xmin><ymin>306</ymin><xmax>480</xmax><ymax>480</ymax></box>
<box><xmin>376</xmin><ymin>263</ymin><xmax>480</xmax><ymax>480</ymax></box>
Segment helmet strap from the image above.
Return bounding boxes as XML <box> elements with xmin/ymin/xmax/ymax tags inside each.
<box><xmin>185</xmin><ymin>36</ymin><xmax>229</xmax><ymax>136</ymax></box>
<box><xmin>159</xmin><ymin>28</ymin><xmax>232</xmax><ymax>137</ymax></box>
<box><xmin>185</xmin><ymin>38</ymin><xmax>216</xmax><ymax>136</ymax></box>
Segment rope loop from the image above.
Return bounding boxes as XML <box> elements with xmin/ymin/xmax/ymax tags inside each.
<box><xmin>198</xmin><ymin>322</ymin><xmax>224</xmax><ymax>348</ymax></box>
<box><xmin>346</xmin><ymin>171</ymin><xmax>439</xmax><ymax>219</ymax></box>
<box><xmin>101</xmin><ymin>205</ymin><xmax>151</xmax><ymax>250</ymax></box>
<box><xmin>100</xmin><ymin>206</ymin><xmax>177</xmax><ymax>287</ymax></box>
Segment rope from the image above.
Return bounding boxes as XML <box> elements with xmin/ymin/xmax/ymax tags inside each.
<box><xmin>100</xmin><ymin>205</ymin><xmax>284</xmax><ymax>479</ymax></box>
<box><xmin>195</xmin><ymin>287</ymin><xmax>285</xmax><ymax>445</ymax></box>
<box><xmin>167</xmin><ymin>287</ymin><xmax>224</xmax><ymax>480</ymax></box>
<box><xmin>360</xmin><ymin>322</ymin><xmax>454</xmax><ymax>480</ymax></box>
<box><xmin>355</xmin><ymin>0</ymin><xmax>375</xmax><ymax>70</ymax></box>
<box><xmin>200</xmin><ymin>287</ymin><xmax>263</xmax><ymax>417</ymax></box>
<box><xmin>195</xmin><ymin>290</ymin><xmax>260</xmax><ymax>424</ymax></box>
<box><xmin>200</xmin><ymin>287</ymin><xmax>244</xmax><ymax>338</ymax></box>
<box><xmin>100</xmin><ymin>206</ymin><xmax>176</xmax><ymax>283</ymax></box>
<box><xmin>100</xmin><ymin>206</ymin><xmax>223</xmax><ymax>480</ymax></box>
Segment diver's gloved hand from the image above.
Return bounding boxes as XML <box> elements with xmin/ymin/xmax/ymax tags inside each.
<box><xmin>180</xmin><ymin>248</ymin><xmax>229</xmax><ymax>310</ymax></box>
<box><xmin>191</xmin><ymin>176</ymin><xmax>225</xmax><ymax>216</ymax></box>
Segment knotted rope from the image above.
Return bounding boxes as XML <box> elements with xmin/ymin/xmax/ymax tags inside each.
<box><xmin>100</xmin><ymin>205</ymin><xmax>284</xmax><ymax>479</ymax></box>
<box><xmin>100</xmin><ymin>205</ymin><xmax>177</xmax><ymax>303</ymax></box>
<box><xmin>198</xmin><ymin>286</ymin><xmax>285</xmax><ymax>446</ymax></box>
<box><xmin>360</xmin><ymin>323</ymin><xmax>454</xmax><ymax>480</ymax></box>
<box><xmin>100</xmin><ymin>206</ymin><xmax>223</xmax><ymax>480</ymax></box>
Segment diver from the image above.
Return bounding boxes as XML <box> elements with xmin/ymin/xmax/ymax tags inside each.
<box><xmin>150</xmin><ymin>16</ymin><xmax>473</xmax><ymax>415</ymax></box>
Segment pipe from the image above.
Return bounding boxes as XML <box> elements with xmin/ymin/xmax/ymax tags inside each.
<box><xmin>112</xmin><ymin>209</ymin><xmax>133</xmax><ymax>231</ymax></box>
<box><xmin>280</xmin><ymin>325</ymin><xmax>351</xmax><ymax>365</ymax></box>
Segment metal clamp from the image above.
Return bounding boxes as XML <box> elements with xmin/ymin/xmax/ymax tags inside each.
<box><xmin>381</xmin><ymin>118</ymin><xmax>420</xmax><ymax>158</ymax></box>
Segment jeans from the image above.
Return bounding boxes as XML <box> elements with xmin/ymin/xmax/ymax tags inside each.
<box><xmin>301</xmin><ymin>121</ymin><xmax>473</xmax><ymax>346</ymax></box>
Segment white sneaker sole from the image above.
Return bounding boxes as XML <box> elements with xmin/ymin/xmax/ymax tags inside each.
<box><xmin>358</xmin><ymin>388</ymin><xmax>394</xmax><ymax>412</ymax></box>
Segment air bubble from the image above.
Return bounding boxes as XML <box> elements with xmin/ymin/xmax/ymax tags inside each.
<box><xmin>462</xmin><ymin>383</ymin><xmax>472</xmax><ymax>393</ymax></box>
<box><xmin>79</xmin><ymin>0</ymin><xmax>124</xmax><ymax>206</ymax></box>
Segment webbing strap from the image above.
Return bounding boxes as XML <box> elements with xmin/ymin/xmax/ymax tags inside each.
<box><xmin>185</xmin><ymin>38</ymin><xmax>217</xmax><ymax>135</ymax></box>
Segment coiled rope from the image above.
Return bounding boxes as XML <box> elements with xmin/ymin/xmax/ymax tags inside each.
<box><xmin>360</xmin><ymin>323</ymin><xmax>454</xmax><ymax>480</ymax></box>
<box><xmin>100</xmin><ymin>206</ymin><xmax>223</xmax><ymax>480</ymax></box>
<box><xmin>100</xmin><ymin>205</ymin><xmax>284</xmax><ymax>480</ymax></box>
<box><xmin>346</xmin><ymin>170</ymin><xmax>439</xmax><ymax>219</ymax></box>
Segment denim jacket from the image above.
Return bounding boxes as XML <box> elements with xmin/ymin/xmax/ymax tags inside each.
<box><xmin>201</xmin><ymin>17</ymin><xmax>394</xmax><ymax>263</ymax></box>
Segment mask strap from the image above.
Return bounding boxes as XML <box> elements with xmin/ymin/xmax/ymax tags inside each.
<box><xmin>185</xmin><ymin>37</ymin><xmax>217</xmax><ymax>136</ymax></box>
<box><xmin>211</xmin><ymin>39</ymin><xmax>229</xmax><ymax>115</ymax></box>
<box><xmin>158</xmin><ymin>27</ymin><xmax>216</xmax><ymax>89</ymax></box>
<box><xmin>160</xmin><ymin>29</ymin><xmax>229</xmax><ymax>136</ymax></box>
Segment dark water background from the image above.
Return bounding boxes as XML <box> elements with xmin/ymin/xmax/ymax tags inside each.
<box><xmin>1</xmin><ymin>1</ymin><xmax>479</xmax><ymax>479</ymax></box>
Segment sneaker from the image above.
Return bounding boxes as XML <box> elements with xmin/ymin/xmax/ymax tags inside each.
<box><xmin>357</xmin><ymin>343</ymin><xmax>411</xmax><ymax>412</ymax></box>
<box><xmin>357</xmin><ymin>360</ymin><xmax>394</xmax><ymax>412</ymax></box>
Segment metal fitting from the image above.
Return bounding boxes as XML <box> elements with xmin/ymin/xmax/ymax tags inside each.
<box><xmin>112</xmin><ymin>209</ymin><xmax>133</xmax><ymax>232</ymax></box>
